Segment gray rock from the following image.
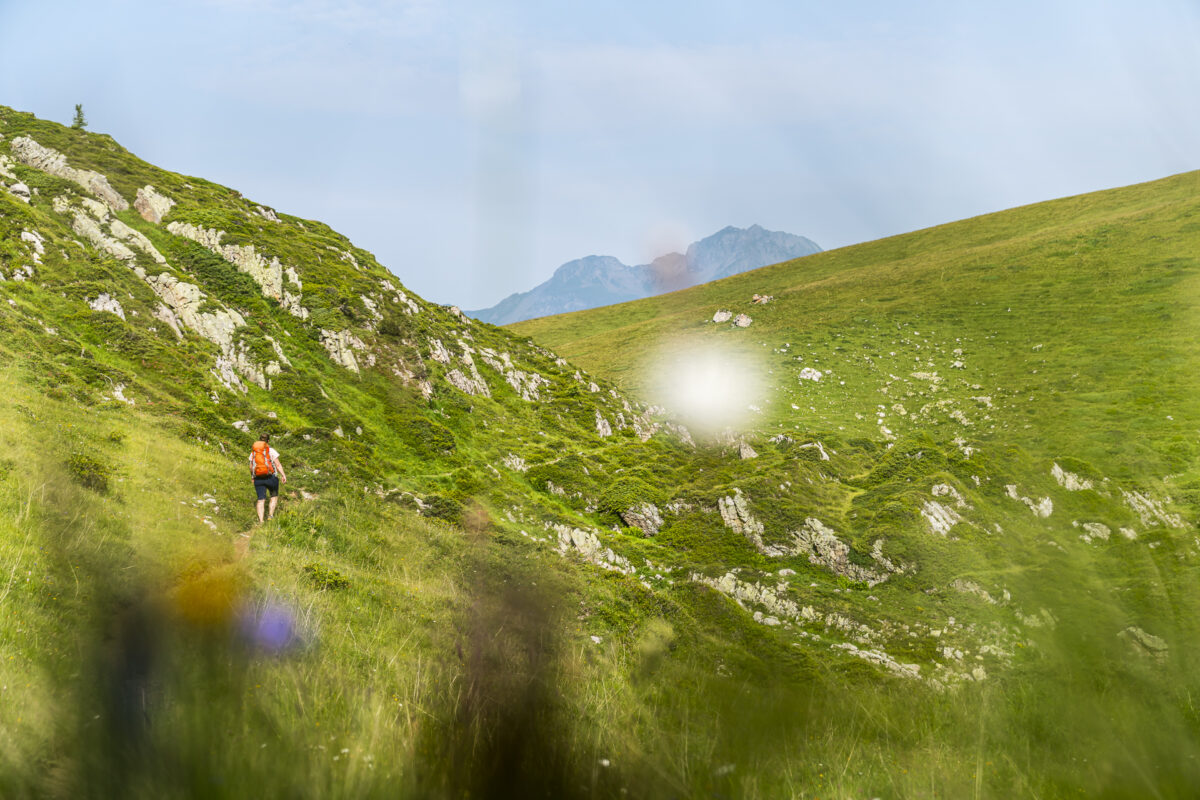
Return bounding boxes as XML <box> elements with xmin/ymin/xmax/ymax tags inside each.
<box><xmin>134</xmin><ymin>185</ymin><xmax>176</xmax><ymax>224</ymax></box>
<box><xmin>620</xmin><ymin>502</ymin><xmax>663</xmax><ymax>536</ymax></box>
<box><xmin>11</xmin><ymin>136</ymin><xmax>127</xmax><ymax>211</ymax></box>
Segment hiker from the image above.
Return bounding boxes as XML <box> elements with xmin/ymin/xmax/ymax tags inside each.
<box><xmin>250</xmin><ymin>433</ymin><xmax>287</xmax><ymax>523</ymax></box>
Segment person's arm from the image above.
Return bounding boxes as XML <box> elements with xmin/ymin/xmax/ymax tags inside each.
<box><xmin>274</xmin><ymin>457</ymin><xmax>287</xmax><ymax>483</ymax></box>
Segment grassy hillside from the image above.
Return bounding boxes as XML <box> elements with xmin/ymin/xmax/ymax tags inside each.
<box><xmin>2</xmin><ymin>105</ymin><xmax>1200</xmax><ymax>798</ymax></box>
<box><xmin>512</xmin><ymin>170</ymin><xmax>1200</xmax><ymax>480</ymax></box>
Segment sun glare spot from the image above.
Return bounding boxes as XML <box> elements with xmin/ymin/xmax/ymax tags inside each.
<box><xmin>646</xmin><ymin>342</ymin><xmax>766</xmax><ymax>436</ymax></box>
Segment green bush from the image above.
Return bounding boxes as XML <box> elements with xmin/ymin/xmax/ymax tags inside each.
<box><xmin>302</xmin><ymin>563</ymin><xmax>350</xmax><ymax>591</ymax></box>
<box><xmin>598</xmin><ymin>475</ymin><xmax>661</xmax><ymax>516</ymax></box>
<box><xmin>67</xmin><ymin>451</ymin><xmax>111</xmax><ymax>492</ymax></box>
<box><xmin>421</xmin><ymin>493</ymin><xmax>463</xmax><ymax>523</ymax></box>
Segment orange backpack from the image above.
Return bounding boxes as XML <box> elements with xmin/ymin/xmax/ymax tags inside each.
<box><xmin>251</xmin><ymin>441</ymin><xmax>275</xmax><ymax>477</ymax></box>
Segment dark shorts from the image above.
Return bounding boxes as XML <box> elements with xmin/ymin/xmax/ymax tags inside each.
<box><xmin>253</xmin><ymin>474</ymin><xmax>280</xmax><ymax>501</ymax></box>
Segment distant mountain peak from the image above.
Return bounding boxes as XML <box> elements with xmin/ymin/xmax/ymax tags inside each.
<box><xmin>468</xmin><ymin>224</ymin><xmax>821</xmax><ymax>325</ymax></box>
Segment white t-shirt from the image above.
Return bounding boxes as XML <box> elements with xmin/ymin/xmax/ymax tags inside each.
<box><xmin>250</xmin><ymin>447</ymin><xmax>280</xmax><ymax>471</ymax></box>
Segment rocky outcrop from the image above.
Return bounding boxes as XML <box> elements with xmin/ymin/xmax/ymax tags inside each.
<box><xmin>441</xmin><ymin>340</ymin><xmax>490</xmax><ymax>397</ymax></box>
<box><xmin>553</xmin><ymin>524</ymin><xmax>635</xmax><ymax>574</ymax></box>
<box><xmin>134</xmin><ymin>185</ymin><xmax>176</xmax><ymax>223</ymax></box>
<box><xmin>320</xmin><ymin>329</ymin><xmax>370</xmax><ymax>373</ymax></box>
<box><xmin>1122</xmin><ymin>490</ymin><xmax>1184</xmax><ymax>528</ymax></box>
<box><xmin>620</xmin><ymin>503</ymin><xmax>663</xmax><ymax>536</ymax></box>
<box><xmin>712</xmin><ymin>310</ymin><xmax>732</xmax><ymax>323</ymax></box>
<box><xmin>830</xmin><ymin>642</ymin><xmax>921</xmax><ymax>679</ymax></box>
<box><xmin>733</xmin><ymin>313</ymin><xmax>752</xmax><ymax>328</ymax></box>
<box><xmin>792</xmin><ymin>518</ymin><xmax>891</xmax><ymax>585</ymax></box>
<box><xmin>87</xmin><ymin>293</ymin><xmax>125</xmax><ymax>319</ymax></box>
<box><xmin>478</xmin><ymin>347</ymin><xmax>550</xmax><ymax>401</ymax></box>
<box><xmin>718</xmin><ymin>489</ymin><xmax>787</xmax><ymax>554</ymax></box>
<box><xmin>10</xmin><ymin>136</ymin><xmax>127</xmax><ymax>211</ymax></box>
<box><xmin>595</xmin><ymin>412</ymin><xmax>612</xmax><ymax>437</ymax></box>
<box><xmin>738</xmin><ymin>441</ymin><xmax>758</xmax><ymax>460</ymax></box>
<box><xmin>166</xmin><ymin>221</ymin><xmax>308</xmax><ymax>319</ymax></box>
<box><xmin>921</xmin><ymin>501</ymin><xmax>962</xmax><ymax>536</ymax></box>
<box><xmin>1051</xmin><ymin>463</ymin><xmax>1093</xmax><ymax>491</ymax></box>
<box><xmin>1119</xmin><ymin>626</ymin><xmax>1168</xmax><ymax>662</ymax></box>
<box><xmin>7</xmin><ymin>182</ymin><xmax>30</xmax><ymax>203</ymax></box>
<box><xmin>1005</xmin><ymin>485</ymin><xmax>1053</xmax><ymax>518</ymax></box>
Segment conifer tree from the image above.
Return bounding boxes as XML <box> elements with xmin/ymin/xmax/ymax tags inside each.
<box><xmin>71</xmin><ymin>104</ymin><xmax>87</xmax><ymax>130</ymax></box>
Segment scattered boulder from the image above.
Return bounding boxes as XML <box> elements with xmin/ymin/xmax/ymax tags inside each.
<box><xmin>751</xmin><ymin>294</ymin><xmax>774</xmax><ymax>304</ymax></box>
<box><xmin>712</xmin><ymin>310</ymin><xmax>732</xmax><ymax>323</ymax></box>
<box><xmin>733</xmin><ymin>313</ymin><xmax>752</xmax><ymax>328</ymax></box>
<box><xmin>7</xmin><ymin>182</ymin><xmax>31</xmax><ymax>202</ymax></box>
<box><xmin>738</xmin><ymin>441</ymin><xmax>758</xmax><ymax>460</ymax></box>
<box><xmin>798</xmin><ymin>367</ymin><xmax>823</xmax><ymax>382</ymax></box>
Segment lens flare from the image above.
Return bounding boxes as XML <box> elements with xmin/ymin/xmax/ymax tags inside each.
<box><xmin>645</xmin><ymin>341</ymin><xmax>767</xmax><ymax>436</ymax></box>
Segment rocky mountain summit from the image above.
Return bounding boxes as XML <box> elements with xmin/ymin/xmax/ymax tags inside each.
<box><xmin>468</xmin><ymin>224</ymin><xmax>821</xmax><ymax>325</ymax></box>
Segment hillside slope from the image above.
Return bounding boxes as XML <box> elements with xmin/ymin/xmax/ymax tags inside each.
<box><xmin>512</xmin><ymin>171</ymin><xmax>1200</xmax><ymax>480</ymax></box>
<box><xmin>2</xmin><ymin>106</ymin><xmax>1200</xmax><ymax>798</ymax></box>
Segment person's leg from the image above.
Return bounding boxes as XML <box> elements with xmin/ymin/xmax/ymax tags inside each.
<box><xmin>256</xmin><ymin>498</ymin><xmax>266</xmax><ymax>523</ymax></box>
<box><xmin>268</xmin><ymin>495</ymin><xmax>279</xmax><ymax>519</ymax></box>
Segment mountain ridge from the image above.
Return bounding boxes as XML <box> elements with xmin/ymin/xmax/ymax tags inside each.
<box><xmin>467</xmin><ymin>224</ymin><xmax>821</xmax><ymax>325</ymax></box>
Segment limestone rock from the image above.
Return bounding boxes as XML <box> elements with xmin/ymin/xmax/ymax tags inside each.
<box><xmin>134</xmin><ymin>185</ymin><xmax>176</xmax><ymax>224</ymax></box>
<box><xmin>553</xmin><ymin>524</ymin><xmax>635</xmax><ymax>574</ymax></box>
<box><xmin>620</xmin><ymin>502</ymin><xmax>663</xmax><ymax>537</ymax></box>
<box><xmin>1004</xmin><ymin>485</ymin><xmax>1053</xmax><ymax>518</ymax></box>
<box><xmin>1077</xmin><ymin>521</ymin><xmax>1111</xmax><ymax>543</ymax></box>
<box><xmin>446</xmin><ymin>369</ymin><xmax>487</xmax><ymax>396</ymax></box>
<box><xmin>931</xmin><ymin>483</ymin><xmax>966</xmax><ymax>508</ymax></box>
<box><xmin>733</xmin><ymin>313</ymin><xmax>752</xmax><ymax>328</ymax></box>
<box><xmin>87</xmin><ymin>293</ymin><xmax>126</xmax><ymax>319</ymax></box>
<box><xmin>1122</xmin><ymin>490</ymin><xmax>1184</xmax><ymax>528</ymax></box>
<box><xmin>793</xmin><ymin>518</ymin><xmax>890</xmax><ymax>585</ymax></box>
<box><xmin>20</xmin><ymin>230</ymin><xmax>45</xmax><ymax>262</ymax></box>
<box><xmin>595</xmin><ymin>412</ymin><xmax>612</xmax><ymax>437</ymax></box>
<box><xmin>738</xmin><ymin>441</ymin><xmax>758</xmax><ymax>460</ymax></box>
<box><xmin>751</xmin><ymin>294</ymin><xmax>774</xmax><ymax>304</ymax></box>
<box><xmin>109</xmin><ymin>219</ymin><xmax>167</xmax><ymax>263</ymax></box>
<box><xmin>1052</xmin><ymin>463</ymin><xmax>1093</xmax><ymax>491</ymax></box>
<box><xmin>10</xmin><ymin>136</ymin><xmax>127</xmax><ymax>211</ymax></box>
<box><xmin>712</xmin><ymin>310</ymin><xmax>732</xmax><ymax>323</ymax></box>
<box><xmin>320</xmin><ymin>329</ymin><xmax>369</xmax><ymax>373</ymax></box>
<box><xmin>429</xmin><ymin>338</ymin><xmax>451</xmax><ymax>364</ymax></box>
<box><xmin>167</xmin><ymin>221</ymin><xmax>308</xmax><ymax>319</ymax></box>
<box><xmin>501</xmin><ymin>453</ymin><xmax>528</xmax><ymax>472</ymax></box>
<box><xmin>798</xmin><ymin>367</ymin><xmax>823</xmax><ymax>381</ymax></box>
<box><xmin>921</xmin><ymin>500</ymin><xmax>962</xmax><ymax>536</ymax></box>
<box><xmin>1119</xmin><ymin>626</ymin><xmax>1168</xmax><ymax>662</ymax></box>
<box><xmin>8</xmin><ymin>182</ymin><xmax>30</xmax><ymax>202</ymax></box>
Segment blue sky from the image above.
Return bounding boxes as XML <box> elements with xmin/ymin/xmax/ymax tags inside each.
<box><xmin>2</xmin><ymin>0</ymin><xmax>1198</xmax><ymax>308</ymax></box>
